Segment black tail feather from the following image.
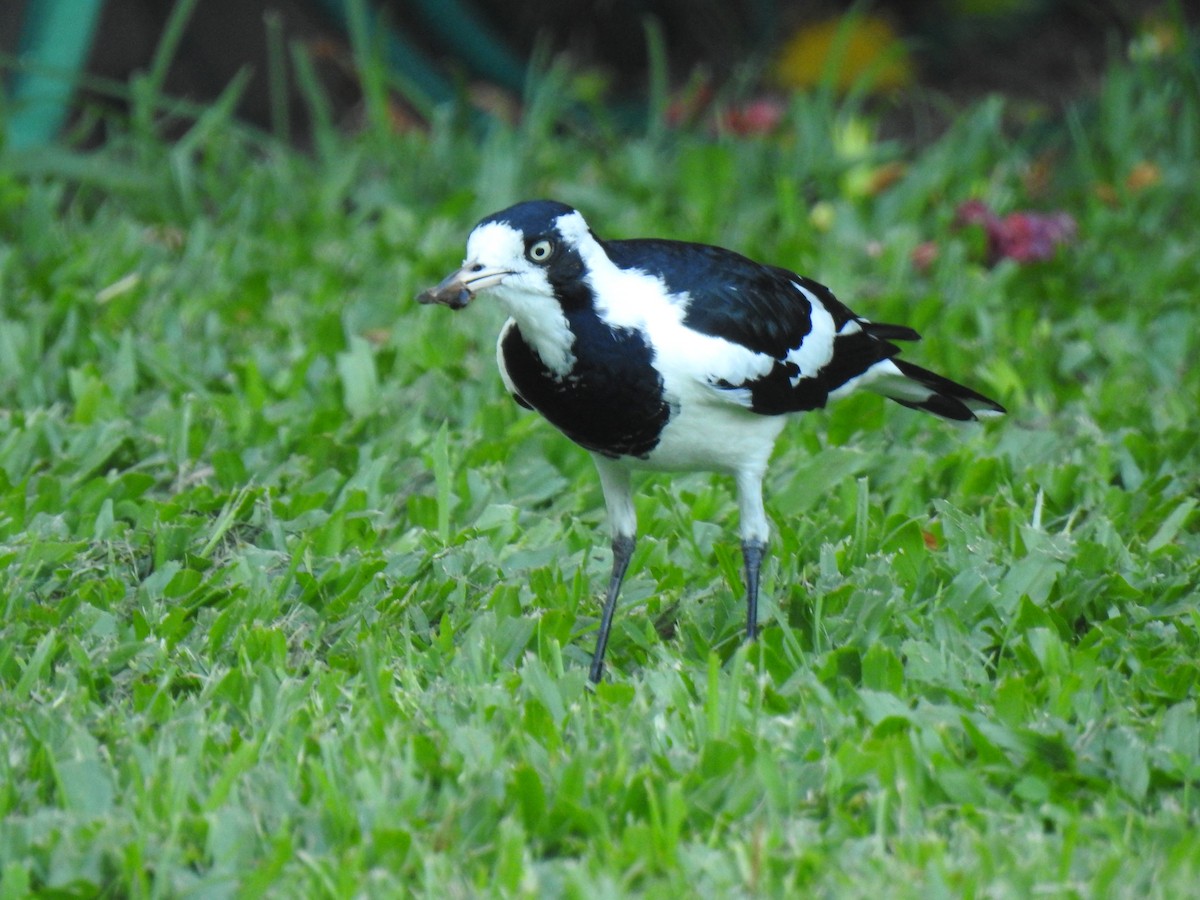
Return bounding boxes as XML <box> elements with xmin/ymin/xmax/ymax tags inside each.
<box><xmin>863</xmin><ymin>321</ymin><xmax>922</xmax><ymax>343</ymax></box>
<box><xmin>885</xmin><ymin>359</ymin><xmax>1006</xmax><ymax>421</ymax></box>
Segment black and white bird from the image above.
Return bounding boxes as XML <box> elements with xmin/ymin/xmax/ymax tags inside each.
<box><xmin>418</xmin><ymin>200</ymin><xmax>1004</xmax><ymax>682</ymax></box>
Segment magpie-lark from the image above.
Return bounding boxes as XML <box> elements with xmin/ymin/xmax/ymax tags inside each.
<box><xmin>419</xmin><ymin>199</ymin><xmax>1004</xmax><ymax>683</ymax></box>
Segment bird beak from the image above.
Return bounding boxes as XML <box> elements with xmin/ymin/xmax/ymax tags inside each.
<box><xmin>416</xmin><ymin>263</ymin><xmax>511</xmax><ymax>310</ymax></box>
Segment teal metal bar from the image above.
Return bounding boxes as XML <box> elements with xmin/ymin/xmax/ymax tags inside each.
<box><xmin>5</xmin><ymin>0</ymin><xmax>106</xmax><ymax>149</ymax></box>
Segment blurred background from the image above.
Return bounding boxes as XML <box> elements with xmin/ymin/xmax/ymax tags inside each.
<box><xmin>2</xmin><ymin>0</ymin><xmax>1191</xmax><ymax>149</ymax></box>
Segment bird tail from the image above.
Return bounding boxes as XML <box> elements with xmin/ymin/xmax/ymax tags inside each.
<box><xmin>870</xmin><ymin>358</ymin><xmax>1006</xmax><ymax>421</ymax></box>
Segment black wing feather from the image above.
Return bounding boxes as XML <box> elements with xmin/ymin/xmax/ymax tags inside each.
<box><xmin>601</xmin><ymin>236</ymin><xmax>1003</xmax><ymax>420</ymax></box>
<box><xmin>605</xmin><ymin>238</ymin><xmax>912</xmax><ymax>410</ymax></box>
<box><xmin>605</xmin><ymin>238</ymin><xmax>862</xmax><ymax>357</ymax></box>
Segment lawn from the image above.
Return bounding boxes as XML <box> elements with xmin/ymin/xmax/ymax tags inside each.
<box><xmin>1</xmin><ymin>30</ymin><xmax>1199</xmax><ymax>899</ymax></box>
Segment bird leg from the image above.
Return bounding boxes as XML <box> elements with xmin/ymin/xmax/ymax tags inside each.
<box><xmin>742</xmin><ymin>538</ymin><xmax>767</xmax><ymax>641</ymax></box>
<box><xmin>590</xmin><ymin>456</ymin><xmax>638</xmax><ymax>683</ymax></box>
<box><xmin>590</xmin><ymin>534</ymin><xmax>635</xmax><ymax>683</ymax></box>
<box><xmin>735</xmin><ymin>465</ymin><xmax>771</xmax><ymax>644</ymax></box>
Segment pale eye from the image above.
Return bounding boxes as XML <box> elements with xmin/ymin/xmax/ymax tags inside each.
<box><xmin>527</xmin><ymin>239</ymin><xmax>554</xmax><ymax>263</ymax></box>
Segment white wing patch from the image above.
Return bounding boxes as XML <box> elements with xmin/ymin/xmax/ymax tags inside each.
<box><xmin>783</xmin><ymin>281</ymin><xmax>838</xmax><ymax>386</ymax></box>
<box><xmin>574</xmin><ymin>238</ymin><xmax>776</xmax><ymax>409</ymax></box>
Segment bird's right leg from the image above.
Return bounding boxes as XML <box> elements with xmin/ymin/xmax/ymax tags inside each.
<box><xmin>590</xmin><ymin>456</ymin><xmax>637</xmax><ymax>683</ymax></box>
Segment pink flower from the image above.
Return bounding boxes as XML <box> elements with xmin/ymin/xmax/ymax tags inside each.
<box><xmin>910</xmin><ymin>241</ymin><xmax>939</xmax><ymax>272</ymax></box>
<box><xmin>714</xmin><ymin>98</ymin><xmax>786</xmax><ymax>136</ymax></box>
<box><xmin>954</xmin><ymin>200</ymin><xmax>1076</xmax><ymax>266</ymax></box>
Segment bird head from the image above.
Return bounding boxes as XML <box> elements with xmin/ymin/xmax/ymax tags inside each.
<box><xmin>417</xmin><ymin>200</ymin><xmax>594</xmax><ymax>313</ymax></box>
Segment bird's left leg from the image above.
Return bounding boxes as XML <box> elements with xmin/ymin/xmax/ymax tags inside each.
<box><xmin>590</xmin><ymin>456</ymin><xmax>637</xmax><ymax>683</ymax></box>
<box><xmin>735</xmin><ymin>468</ymin><xmax>770</xmax><ymax>641</ymax></box>
<box><xmin>742</xmin><ymin>539</ymin><xmax>766</xmax><ymax>641</ymax></box>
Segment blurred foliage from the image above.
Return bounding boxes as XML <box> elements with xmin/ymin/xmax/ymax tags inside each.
<box><xmin>0</xmin><ymin>9</ymin><xmax>1198</xmax><ymax>896</ymax></box>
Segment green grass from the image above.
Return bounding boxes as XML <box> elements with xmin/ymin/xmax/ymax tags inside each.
<box><xmin>2</xmin><ymin>38</ymin><xmax>1199</xmax><ymax>898</ymax></box>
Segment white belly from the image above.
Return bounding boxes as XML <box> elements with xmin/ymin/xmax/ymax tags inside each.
<box><xmin>628</xmin><ymin>395</ymin><xmax>787</xmax><ymax>476</ymax></box>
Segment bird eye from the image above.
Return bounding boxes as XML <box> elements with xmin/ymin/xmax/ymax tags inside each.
<box><xmin>527</xmin><ymin>239</ymin><xmax>554</xmax><ymax>263</ymax></box>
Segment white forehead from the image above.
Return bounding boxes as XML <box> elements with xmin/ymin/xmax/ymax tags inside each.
<box><xmin>465</xmin><ymin>210</ymin><xmax>592</xmax><ymax>262</ymax></box>
<box><xmin>465</xmin><ymin>221</ymin><xmax>523</xmax><ymax>262</ymax></box>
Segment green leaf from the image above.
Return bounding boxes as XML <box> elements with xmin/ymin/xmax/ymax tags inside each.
<box><xmin>55</xmin><ymin>757</ymin><xmax>115</xmax><ymax>816</ymax></box>
<box><xmin>1147</xmin><ymin>498</ymin><xmax>1197</xmax><ymax>553</ymax></box>
<box><xmin>336</xmin><ymin>335</ymin><xmax>380</xmax><ymax>418</ymax></box>
<box><xmin>862</xmin><ymin>642</ymin><xmax>904</xmax><ymax>693</ymax></box>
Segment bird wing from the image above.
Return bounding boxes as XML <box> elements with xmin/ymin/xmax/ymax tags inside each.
<box><xmin>604</xmin><ymin>238</ymin><xmax>918</xmax><ymax>414</ymax></box>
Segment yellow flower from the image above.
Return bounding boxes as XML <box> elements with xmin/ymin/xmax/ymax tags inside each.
<box><xmin>775</xmin><ymin>15</ymin><xmax>914</xmax><ymax>93</ymax></box>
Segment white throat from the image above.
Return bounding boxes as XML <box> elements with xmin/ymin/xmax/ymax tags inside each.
<box><xmin>466</xmin><ymin>212</ymin><xmax>612</xmax><ymax>378</ymax></box>
<box><xmin>494</xmin><ymin>284</ymin><xmax>576</xmax><ymax>376</ymax></box>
